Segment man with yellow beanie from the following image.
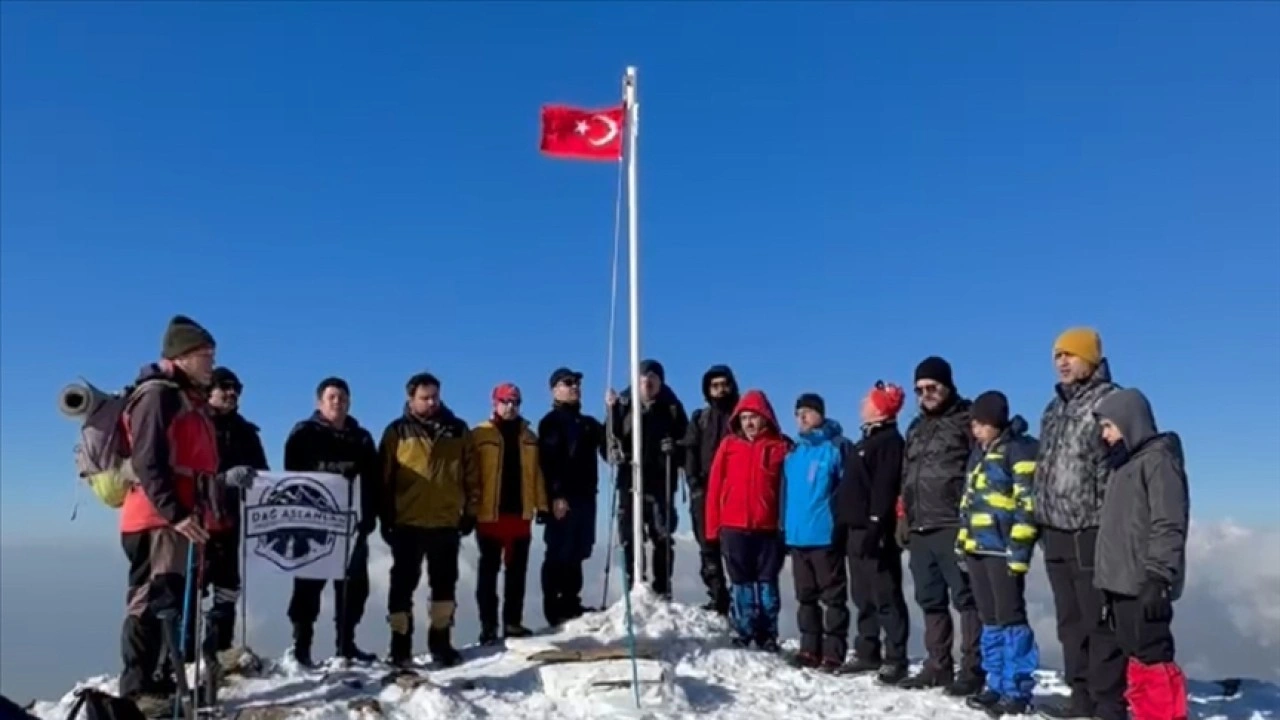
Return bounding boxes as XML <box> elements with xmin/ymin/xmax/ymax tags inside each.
<box><xmin>1034</xmin><ymin>327</ymin><xmax>1126</xmax><ymax>720</ymax></box>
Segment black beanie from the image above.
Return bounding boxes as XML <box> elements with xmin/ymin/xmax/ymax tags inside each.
<box><xmin>162</xmin><ymin>315</ymin><xmax>215</xmax><ymax>359</ymax></box>
<box><xmin>971</xmin><ymin>390</ymin><xmax>1010</xmax><ymax>429</ymax></box>
<box><xmin>639</xmin><ymin>358</ymin><xmax>665</xmax><ymax>382</ymax></box>
<box><xmin>914</xmin><ymin>355</ymin><xmax>955</xmax><ymax>389</ymax></box>
<box><xmin>211</xmin><ymin>367</ymin><xmax>242</xmax><ymax>390</ymax></box>
<box><xmin>795</xmin><ymin>393</ymin><xmax>825</xmax><ymax>416</ymax></box>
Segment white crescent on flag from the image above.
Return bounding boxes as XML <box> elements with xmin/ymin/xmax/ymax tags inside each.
<box><xmin>587</xmin><ymin>114</ymin><xmax>619</xmax><ymax>146</ymax></box>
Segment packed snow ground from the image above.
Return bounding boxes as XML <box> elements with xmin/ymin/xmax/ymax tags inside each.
<box><xmin>29</xmin><ymin>590</ymin><xmax>1280</xmax><ymax>720</ymax></box>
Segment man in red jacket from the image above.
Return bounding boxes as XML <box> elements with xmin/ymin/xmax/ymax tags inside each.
<box><xmin>118</xmin><ymin>316</ymin><xmax>255</xmax><ymax>713</ymax></box>
<box><xmin>705</xmin><ymin>390</ymin><xmax>790</xmax><ymax>651</ymax></box>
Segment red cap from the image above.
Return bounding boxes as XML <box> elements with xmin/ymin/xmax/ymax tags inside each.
<box><xmin>492</xmin><ymin>382</ymin><xmax>521</xmax><ymax>404</ymax></box>
<box><xmin>868</xmin><ymin>381</ymin><xmax>905</xmax><ymax>418</ymax></box>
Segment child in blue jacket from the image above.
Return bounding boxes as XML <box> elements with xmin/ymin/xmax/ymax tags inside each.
<box><xmin>957</xmin><ymin>391</ymin><xmax>1041</xmax><ymax>717</ymax></box>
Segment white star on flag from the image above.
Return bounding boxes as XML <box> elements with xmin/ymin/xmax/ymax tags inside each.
<box><xmin>574</xmin><ymin>120</ymin><xmax>589</xmax><ymax>135</ymax></box>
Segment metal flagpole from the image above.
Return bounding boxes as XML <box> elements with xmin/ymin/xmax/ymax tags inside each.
<box><xmin>623</xmin><ymin>65</ymin><xmax>645</xmax><ymax>592</ymax></box>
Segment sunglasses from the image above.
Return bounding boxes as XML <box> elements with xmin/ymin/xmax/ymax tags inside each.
<box><xmin>558</xmin><ymin>379</ymin><xmax>580</xmax><ymax>388</ymax></box>
<box><xmin>914</xmin><ymin>383</ymin><xmax>944</xmax><ymax>396</ymax></box>
<box><xmin>708</xmin><ymin>379</ymin><xmax>732</xmax><ymax>389</ymax></box>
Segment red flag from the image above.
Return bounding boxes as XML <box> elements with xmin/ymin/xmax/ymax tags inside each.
<box><xmin>539</xmin><ymin>104</ymin><xmax>625</xmax><ymax>161</ymax></box>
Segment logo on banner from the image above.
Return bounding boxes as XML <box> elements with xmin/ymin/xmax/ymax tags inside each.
<box><xmin>244</xmin><ymin>474</ymin><xmax>355</xmax><ymax>572</ymax></box>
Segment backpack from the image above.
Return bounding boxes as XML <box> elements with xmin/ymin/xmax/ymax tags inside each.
<box><xmin>58</xmin><ymin>377</ymin><xmax>178</xmax><ymax>513</ymax></box>
<box><xmin>63</xmin><ymin>689</ymin><xmax>146</xmax><ymax>720</ymax></box>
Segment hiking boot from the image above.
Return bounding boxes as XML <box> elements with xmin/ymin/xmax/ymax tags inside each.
<box><xmin>898</xmin><ymin>663</ymin><xmax>953</xmax><ymax>690</ymax></box>
<box><xmin>1036</xmin><ymin>693</ymin><xmax>1095</xmax><ymax>719</ymax></box>
<box><xmin>965</xmin><ymin>689</ymin><xmax>1001</xmax><ymax>710</ymax></box>
<box><xmin>946</xmin><ymin>671</ymin><xmax>986</xmax><ymax>698</ymax></box>
<box><xmin>788</xmin><ymin>651</ymin><xmax>820</xmax><ymax>669</ymax></box>
<box><xmin>876</xmin><ymin>663</ymin><xmax>909</xmax><ymax>686</ymax></box>
<box><xmin>337</xmin><ymin>640</ymin><xmax>378</xmax><ymax>663</ymax></box>
<box><xmin>755</xmin><ymin>637</ymin><xmax>781</xmax><ymax>653</ymax></box>
<box><xmin>730</xmin><ymin>636</ymin><xmax>752</xmax><ymax>649</ymax></box>
<box><xmin>291</xmin><ymin>623</ymin><xmax>315</xmax><ymax>668</ymax></box>
<box><xmin>197</xmin><ymin>658</ymin><xmax>221</xmax><ymax>708</ymax></box>
<box><xmin>388</xmin><ymin>632</ymin><xmax>413</xmax><ymax>667</ymax></box>
<box><xmin>503</xmin><ymin>624</ymin><xmax>534</xmax><ymax>639</ymax></box>
<box><xmin>427</xmin><ymin>627</ymin><xmax>462</xmax><ymax>667</ymax></box>
<box><xmin>818</xmin><ymin>658</ymin><xmax>843</xmax><ymax>674</ymax></box>
<box><xmin>986</xmin><ymin>697</ymin><xmax>1031</xmax><ymax>717</ymax></box>
<box><xmin>478</xmin><ymin>626</ymin><xmax>500</xmax><ymax>646</ymax></box>
<box><xmin>841</xmin><ymin>656</ymin><xmax>882</xmax><ymax>675</ymax></box>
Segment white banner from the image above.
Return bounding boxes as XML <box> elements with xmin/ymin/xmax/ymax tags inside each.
<box><xmin>242</xmin><ymin>472</ymin><xmax>359</xmax><ymax>580</ymax></box>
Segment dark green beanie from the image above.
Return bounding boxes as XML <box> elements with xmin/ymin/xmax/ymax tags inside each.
<box><xmin>162</xmin><ymin>315</ymin><xmax>216</xmax><ymax>359</ymax></box>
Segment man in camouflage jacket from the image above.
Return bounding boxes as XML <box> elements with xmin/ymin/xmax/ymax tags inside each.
<box><xmin>1033</xmin><ymin>328</ymin><xmax>1126</xmax><ymax>720</ymax></box>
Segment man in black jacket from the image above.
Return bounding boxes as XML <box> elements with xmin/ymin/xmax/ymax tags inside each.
<box><xmin>898</xmin><ymin>357</ymin><xmax>983</xmax><ymax>696</ymax></box>
<box><xmin>605</xmin><ymin>359</ymin><xmax>689</xmax><ymax>598</ymax></box>
<box><xmin>282</xmin><ymin>377</ymin><xmax>380</xmax><ymax>666</ymax></box>
<box><xmin>680</xmin><ymin>364</ymin><xmax>737</xmax><ymax>615</ymax></box>
<box><xmin>836</xmin><ymin>381</ymin><xmax>911</xmax><ymax>685</ymax></box>
<box><xmin>185</xmin><ymin>367</ymin><xmax>269</xmax><ymax>662</ymax></box>
<box><xmin>537</xmin><ymin>367</ymin><xmax>609</xmax><ymax>626</ymax></box>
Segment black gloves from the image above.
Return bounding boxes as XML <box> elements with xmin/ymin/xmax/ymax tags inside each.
<box><xmin>660</xmin><ymin>437</ymin><xmax>675</xmax><ymax>455</ymax></box>
<box><xmin>458</xmin><ymin>515</ymin><xmax>476</xmax><ymax>537</ymax></box>
<box><xmin>1139</xmin><ymin>576</ymin><xmax>1174</xmax><ymax>623</ymax></box>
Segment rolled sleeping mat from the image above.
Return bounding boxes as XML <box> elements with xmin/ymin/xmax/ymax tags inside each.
<box><xmin>57</xmin><ymin>380</ymin><xmax>112</xmax><ymax>419</ymax></box>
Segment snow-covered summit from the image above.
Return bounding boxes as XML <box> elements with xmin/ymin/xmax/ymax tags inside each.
<box><xmin>27</xmin><ymin>589</ymin><xmax>1280</xmax><ymax>720</ymax></box>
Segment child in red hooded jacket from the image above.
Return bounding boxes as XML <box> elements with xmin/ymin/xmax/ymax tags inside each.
<box><xmin>705</xmin><ymin>389</ymin><xmax>791</xmax><ymax>651</ymax></box>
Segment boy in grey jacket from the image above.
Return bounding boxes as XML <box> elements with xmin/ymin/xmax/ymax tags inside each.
<box><xmin>1093</xmin><ymin>388</ymin><xmax>1190</xmax><ymax>720</ymax></box>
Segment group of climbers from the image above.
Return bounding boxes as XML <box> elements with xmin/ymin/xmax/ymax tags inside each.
<box><xmin>102</xmin><ymin>315</ymin><xmax>1190</xmax><ymax>720</ymax></box>
<box><xmin>687</xmin><ymin>328</ymin><xmax>1189</xmax><ymax>720</ymax></box>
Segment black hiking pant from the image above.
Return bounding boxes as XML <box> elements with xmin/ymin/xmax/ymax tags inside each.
<box><xmin>387</xmin><ymin>526</ymin><xmax>461</xmax><ymax>628</ymax></box>
<box><xmin>847</xmin><ymin>528</ymin><xmax>910</xmax><ymax>666</ymax></box>
<box><xmin>907</xmin><ymin>527</ymin><xmax>981</xmax><ymax>679</ymax></box>
<box><xmin>120</xmin><ymin>528</ymin><xmax>189</xmax><ymax>699</ymax></box>
<box><xmin>790</xmin><ymin>545</ymin><xmax>849</xmax><ymax>663</ymax></box>
<box><xmin>689</xmin><ymin>488</ymin><xmax>729</xmax><ymax>611</ymax></box>
<box><xmin>617</xmin><ymin>490</ymin><xmax>677</xmax><ymax>596</ymax></box>
<box><xmin>541</xmin><ymin>493</ymin><xmax>596</xmax><ymax>625</ymax></box>
<box><xmin>287</xmin><ymin>533</ymin><xmax>370</xmax><ymax>643</ymax></box>
<box><xmin>181</xmin><ymin>530</ymin><xmax>240</xmax><ymax>660</ymax></box>
<box><xmin>1042</xmin><ymin>527</ymin><xmax>1127</xmax><ymax>720</ymax></box>
<box><xmin>968</xmin><ymin>554</ymin><xmax>1028</xmax><ymax>627</ymax></box>
<box><xmin>476</xmin><ymin>524</ymin><xmax>532</xmax><ymax>630</ymax></box>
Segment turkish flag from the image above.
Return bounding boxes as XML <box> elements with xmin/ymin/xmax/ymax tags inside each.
<box><xmin>539</xmin><ymin>104</ymin><xmax>625</xmax><ymax>161</ymax></box>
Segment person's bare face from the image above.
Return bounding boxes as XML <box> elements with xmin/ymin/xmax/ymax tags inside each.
<box><xmin>795</xmin><ymin>407</ymin><xmax>823</xmax><ymax>432</ymax></box>
<box><xmin>553</xmin><ymin>377</ymin><xmax>581</xmax><ymax>404</ymax></box>
<box><xmin>496</xmin><ymin>396</ymin><xmax>521</xmax><ymax>421</ymax></box>
<box><xmin>914</xmin><ymin>381</ymin><xmax>950</xmax><ymax>412</ymax></box>
<box><xmin>1099</xmin><ymin>418</ymin><xmax>1123</xmax><ymax>446</ymax></box>
<box><xmin>317</xmin><ymin>386</ymin><xmax>350</xmax><ymax>425</ymax></box>
<box><xmin>707</xmin><ymin>377</ymin><xmax>732</xmax><ymax>399</ymax></box>
<box><xmin>970</xmin><ymin>419</ymin><xmax>999</xmax><ymax>446</ymax></box>
<box><xmin>1055</xmin><ymin>351</ymin><xmax>1094</xmax><ymax>384</ymax></box>
<box><xmin>174</xmin><ymin>348</ymin><xmax>215</xmax><ymax>387</ymax></box>
<box><xmin>209</xmin><ymin>382</ymin><xmax>240</xmax><ymax>413</ymax></box>
<box><xmin>739</xmin><ymin>411</ymin><xmax>764</xmax><ymax>440</ymax></box>
<box><xmin>408</xmin><ymin>384</ymin><xmax>440</xmax><ymax>418</ymax></box>
<box><xmin>640</xmin><ymin>373</ymin><xmax>662</xmax><ymax>402</ymax></box>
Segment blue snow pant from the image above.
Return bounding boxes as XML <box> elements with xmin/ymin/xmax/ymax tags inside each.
<box><xmin>719</xmin><ymin>528</ymin><xmax>784</xmax><ymax>643</ymax></box>
<box><xmin>969</xmin><ymin>554</ymin><xmax>1039</xmax><ymax>702</ymax></box>
<box><xmin>541</xmin><ymin>493</ymin><xmax>597</xmax><ymax>625</ymax></box>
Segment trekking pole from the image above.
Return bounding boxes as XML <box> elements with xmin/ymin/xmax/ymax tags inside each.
<box><xmin>338</xmin><ymin>476</ymin><xmax>356</xmax><ymax>659</ymax></box>
<box><xmin>191</xmin><ymin>543</ymin><xmax>207</xmax><ymax>713</ymax></box>
<box><xmin>600</xmin><ymin>473</ymin><xmax>618</xmax><ymax>608</ymax></box>
<box><xmin>173</xmin><ymin>543</ymin><xmax>196</xmax><ymax>720</ymax></box>
<box><xmin>238</xmin><ymin>486</ymin><xmax>249</xmax><ymax>650</ymax></box>
<box><xmin>663</xmin><ymin>449</ymin><xmax>673</xmax><ymax>599</ymax></box>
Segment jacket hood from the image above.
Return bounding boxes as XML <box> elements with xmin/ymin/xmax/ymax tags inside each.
<box><xmin>1001</xmin><ymin>415</ymin><xmax>1029</xmax><ymax>440</ymax></box>
<box><xmin>728</xmin><ymin>389</ymin><xmax>780</xmax><ymax>436</ymax></box>
<box><xmin>1057</xmin><ymin>357</ymin><xmax>1114</xmax><ymax>399</ymax></box>
<box><xmin>134</xmin><ymin>363</ymin><xmax>194</xmax><ymax>389</ymax></box>
<box><xmin>798</xmin><ymin>418</ymin><xmax>844</xmax><ymax>445</ymax></box>
<box><xmin>700</xmin><ymin>364</ymin><xmax>740</xmax><ymax>404</ymax></box>
<box><xmin>1094</xmin><ymin>388</ymin><xmax>1157</xmax><ymax>449</ymax></box>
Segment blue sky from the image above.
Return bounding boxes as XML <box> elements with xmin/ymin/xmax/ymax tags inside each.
<box><xmin>3</xmin><ymin>0</ymin><xmax>1279</xmax><ymax>548</ymax></box>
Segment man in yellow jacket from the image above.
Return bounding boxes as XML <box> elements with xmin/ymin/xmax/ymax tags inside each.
<box><xmin>379</xmin><ymin>372</ymin><xmax>480</xmax><ymax>668</ymax></box>
<box><xmin>472</xmin><ymin>382</ymin><xmax>548</xmax><ymax>644</ymax></box>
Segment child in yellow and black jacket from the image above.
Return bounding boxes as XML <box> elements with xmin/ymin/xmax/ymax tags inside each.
<box><xmin>956</xmin><ymin>391</ymin><xmax>1041</xmax><ymax>718</ymax></box>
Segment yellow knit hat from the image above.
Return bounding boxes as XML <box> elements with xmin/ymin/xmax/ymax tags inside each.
<box><xmin>1053</xmin><ymin>327</ymin><xmax>1102</xmax><ymax>366</ymax></box>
